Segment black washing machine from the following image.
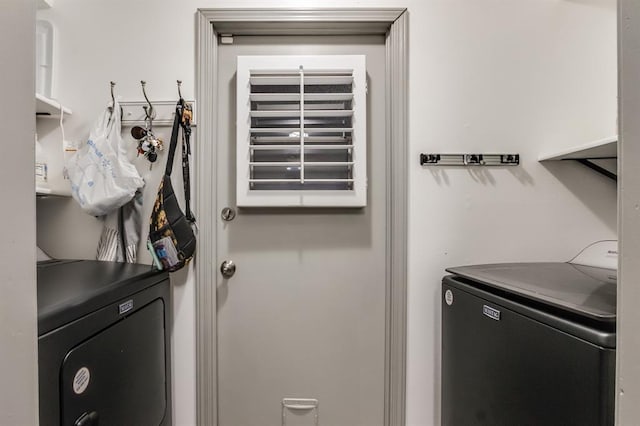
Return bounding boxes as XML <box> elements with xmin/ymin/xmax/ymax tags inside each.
<box><xmin>442</xmin><ymin>262</ymin><xmax>616</xmax><ymax>426</ymax></box>
<box><xmin>37</xmin><ymin>260</ymin><xmax>171</xmax><ymax>426</ymax></box>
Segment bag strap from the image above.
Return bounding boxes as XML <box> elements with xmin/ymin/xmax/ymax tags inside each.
<box><xmin>118</xmin><ymin>205</ymin><xmax>127</xmax><ymax>261</ymax></box>
<box><xmin>165</xmin><ymin>100</ymin><xmax>196</xmax><ymax>223</ymax></box>
<box><xmin>165</xmin><ymin>103</ymin><xmax>181</xmax><ymax>176</ymax></box>
<box><xmin>179</xmin><ymin>99</ymin><xmax>195</xmax><ymax>223</ymax></box>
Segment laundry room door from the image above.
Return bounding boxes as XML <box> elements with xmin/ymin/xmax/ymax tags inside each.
<box><xmin>216</xmin><ymin>35</ymin><xmax>387</xmax><ymax>426</ymax></box>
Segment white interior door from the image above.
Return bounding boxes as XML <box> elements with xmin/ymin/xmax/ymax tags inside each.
<box><xmin>216</xmin><ymin>35</ymin><xmax>387</xmax><ymax>426</ymax></box>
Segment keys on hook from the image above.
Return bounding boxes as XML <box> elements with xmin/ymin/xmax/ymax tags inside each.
<box><xmin>133</xmin><ymin>81</ymin><xmax>161</xmax><ymax>169</ymax></box>
<box><xmin>131</xmin><ymin>125</ymin><xmax>163</xmax><ymax>169</ymax></box>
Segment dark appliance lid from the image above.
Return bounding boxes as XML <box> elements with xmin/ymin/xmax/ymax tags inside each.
<box><xmin>37</xmin><ymin>260</ymin><xmax>167</xmax><ymax>335</ymax></box>
<box><xmin>446</xmin><ymin>262</ymin><xmax>616</xmax><ymax>322</ymax></box>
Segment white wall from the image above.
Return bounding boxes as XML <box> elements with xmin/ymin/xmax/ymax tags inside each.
<box><xmin>36</xmin><ymin>1</ymin><xmax>617</xmax><ymax>425</ymax></box>
<box><xmin>1</xmin><ymin>0</ymin><xmax>39</xmax><ymax>425</ymax></box>
<box><xmin>406</xmin><ymin>1</ymin><xmax>617</xmax><ymax>424</ymax></box>
<box><xmin>617</xmin><ymin>0</ymin><xmax>640</xmax><ymax>424</ymax></box>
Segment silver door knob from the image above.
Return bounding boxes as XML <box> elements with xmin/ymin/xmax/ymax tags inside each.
<box><xmin>220</xmin><ymin>260</ymin><xmax>236</xmax><ymax>278</ymax></box>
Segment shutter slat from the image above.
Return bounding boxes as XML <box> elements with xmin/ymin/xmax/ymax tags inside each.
<box><xmin>250</xmin><ymin>75</ymin><xmax>354</xmax><ymax>85</ymax></box>
<box><xmin>254</xmin><ymin>103</ymin><xmax>350</xmax><ymax>111</ymax></box>
<box><xmin>250</xmin><ymin>162</ymin><xmax>301</xmax><ymax>166</ymax></box>
<box><xmin>250</xmin><ymin>75</ymin><xmax>299</xmax><ymax>85</ymax></box>
<box><xmin>250</xmin><ymin>68</ymin><xmax>354</xmax><ymax>75</ymax></box>
<box><xmin>250</xmin><ymin>93</ymin><xmax>353</xmax><ymax>102</ymax></box>
<box><xmin>305</xmin><ymin>162</ymin><xmax>354</xmax><ymax>166</ymax></box>
<box><xmin>250</xmin><ymin>128</ymin><xmax>301</xmax><ymax>134</ymax></box>
<box><xmin>251</xmin><ymin>110</ymin><xmax>354</xmax><ymax>118</ymax></box>
<box><xmin>248</xmin><ymin>179</ymin><xmax>355</xmax><ymax>183</ymax></box>
<box><xmin>250</xmin><ymin>127</ymin><xmax>353</xmax><ymax>134</ymax></box>
<box><xmin>250</xmin><ymin>93</ymin><xmax>300</xmax><ymax>102</ymax></box>
<box><xmin>250</xmin><ymin>145</ymin><xmax>354</xmax><ymax>150</ymax></box>
<box><xmin>251</xmin><ymin>136</ymin><xmax>351</xmax><ymax>144</ymax></box>
<box><xmin>250</xmin><ymin>162</ymin><xmax>354</xmax><ymax>166</ymax></box>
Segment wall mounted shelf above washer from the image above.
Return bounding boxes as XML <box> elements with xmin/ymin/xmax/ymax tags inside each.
<box><xmin>538</xmin><ymin>136</ymin><xmax>617</xmax><ymax>181</ymax></box>
<box><xmin>36</xmin><ymin>93</ymin><xmax>72</xmax><ymax>118</ymax></box>
<box><xmin>538</xmin><ymin>136</ymin><xmax>617</xmax><ymax>161</ymax></box>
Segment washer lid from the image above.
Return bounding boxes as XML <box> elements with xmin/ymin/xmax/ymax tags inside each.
<box><xmin>446</xmin><ymin>262</ymin><xmax>616</xmax><ymax>322</ymax></box>
<box><xmin>37</xmin><ymin>260</ymin><xmax>168</xmax><ymax>335</ymax></box>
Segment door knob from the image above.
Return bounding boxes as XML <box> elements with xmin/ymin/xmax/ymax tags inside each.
<box><xmin>220</xmin><ymin>260</ymin><xmax>236</xmax><ymax>278</ymax></box>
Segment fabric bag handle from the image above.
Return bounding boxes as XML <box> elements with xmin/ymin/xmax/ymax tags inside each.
<box><xmin>165</xmin><ymin>103</ymin><xmax>181</xmax><ymax>176</ymax></box>
<box><xmin>165</xmin><ymin>100</ymin><xmax>195</xmax><ymax>223</ymax></box>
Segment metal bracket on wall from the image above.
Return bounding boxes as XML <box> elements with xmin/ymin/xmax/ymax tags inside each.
<box><xmin>120</xmin><ymin>100</ymin><xmax>197</xmax><ymax>127</ymax></box>
<box><xmin>420</xmin><ymin>153</ymin><xmax>520</xmax><ymax>166</ymax></box>
<box><xmin>574</xmin><ymin>159</ymin><xmax>617</xmax><ymax>181</ymax></box>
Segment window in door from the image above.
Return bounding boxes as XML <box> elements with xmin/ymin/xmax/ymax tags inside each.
<box><xmin>236</xmin><ymin>55</ymin><xmax>367</xmax><ymax>207</ymax></box>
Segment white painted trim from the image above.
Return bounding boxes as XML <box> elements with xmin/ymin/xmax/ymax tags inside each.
<box><xmin>197</xmin><ymin>7</ymin><xmax>406</xmax><ymax>23</ymax></box>
<box><xmin>195</xmin><ymin>9</ymin><xmax>217</xmax><ymax>426</ymax></box>
<box><xmin>195</xmin><ymin>8</ymin><xmax>408</xmax><ymax>426</ymax></box>
<box><xmin>198</xmin><ymin>8</ymin><xmax>404</xmax><ymax>35</ymax></box>
<box><xmin>385</xmin><ymin>11</ymin><xmax>409</xmax><ymax>426</ymax></box>
<box><xmin>617</xmin><ymin>1</ymin><xmax>640</xmax><ymax>424</ymax></box>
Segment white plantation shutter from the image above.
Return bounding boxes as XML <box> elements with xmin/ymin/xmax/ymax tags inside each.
<box><xmin>236</xmin><ymin>55</ymin><xmax>367</xmax><ymax>207</ymax></box>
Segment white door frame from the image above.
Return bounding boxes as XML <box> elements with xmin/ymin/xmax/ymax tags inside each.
<box><xmin>195</xmin><ymin>8</ymin><xmax>409</xmax><ymax>425</ymax></box>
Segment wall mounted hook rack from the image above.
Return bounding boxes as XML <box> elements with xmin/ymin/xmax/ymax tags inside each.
<box><xmin>119</xmin><ymin>100</ymin><xmax>197</xmax><ymax>127</ymax></box>
<box><xmin>419</xmin><ymin>153</ymin><xmax>520</xmax><ymax>166</ymax></box>
<box><xmin>113</xmin><ymin>80</ymin><xmax>196</xmax><ymax>127</ymax></box>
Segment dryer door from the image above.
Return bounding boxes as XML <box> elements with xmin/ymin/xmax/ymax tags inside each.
<box><xmin>60</xmin><ymin>299</ymin><xmax>167</xmax><ymax>426</ymax></box>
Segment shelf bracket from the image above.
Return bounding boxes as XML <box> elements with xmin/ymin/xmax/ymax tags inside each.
<box><xmin>575</xmin><ymin>159</ymin><xmax>617</xmax><ymax>182</ymax></box>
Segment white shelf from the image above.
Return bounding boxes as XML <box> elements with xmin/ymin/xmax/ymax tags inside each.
<box><xmin>36</xmin><ymin>186</ymin><xmax>52</xmax><ymax>195</ymax></box>
<box><xmin>36</xmin><ymin>186</ymin><xmax>70</xmax><ymax>197</ymax></box>
<box><xmin>36</xmin><ymin>93</ymin><xmax>72</xmax><ymax>117</ymax></box>
<box><xmin>538</xmin><ymin>136</ymin><xmax>617</xmax><ymax>161</ymax></box>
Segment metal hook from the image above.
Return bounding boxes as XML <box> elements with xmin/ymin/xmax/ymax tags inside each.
<box><xmin>143</xmin><ymin>106</ymin><xmax>153</xmax><ymax>131</ymax></box>
<box><xmin>177</xmin><ymin>80</ymin><xmax>183</xmax><ymax>100</ymax></box>
<box><xmin>108</xmin><ymin>81</ymin><xmax>116</xmax><ymax>116</ymax></box>
<box><xmin>140</xmin><ymin>80</ymin><xmax>155</xmax><ymax>119</ymax></box>
<box><xmin>110</xmin><ymin>81</ymin><xmax>116</xmax><ymax>106</ymax></box>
